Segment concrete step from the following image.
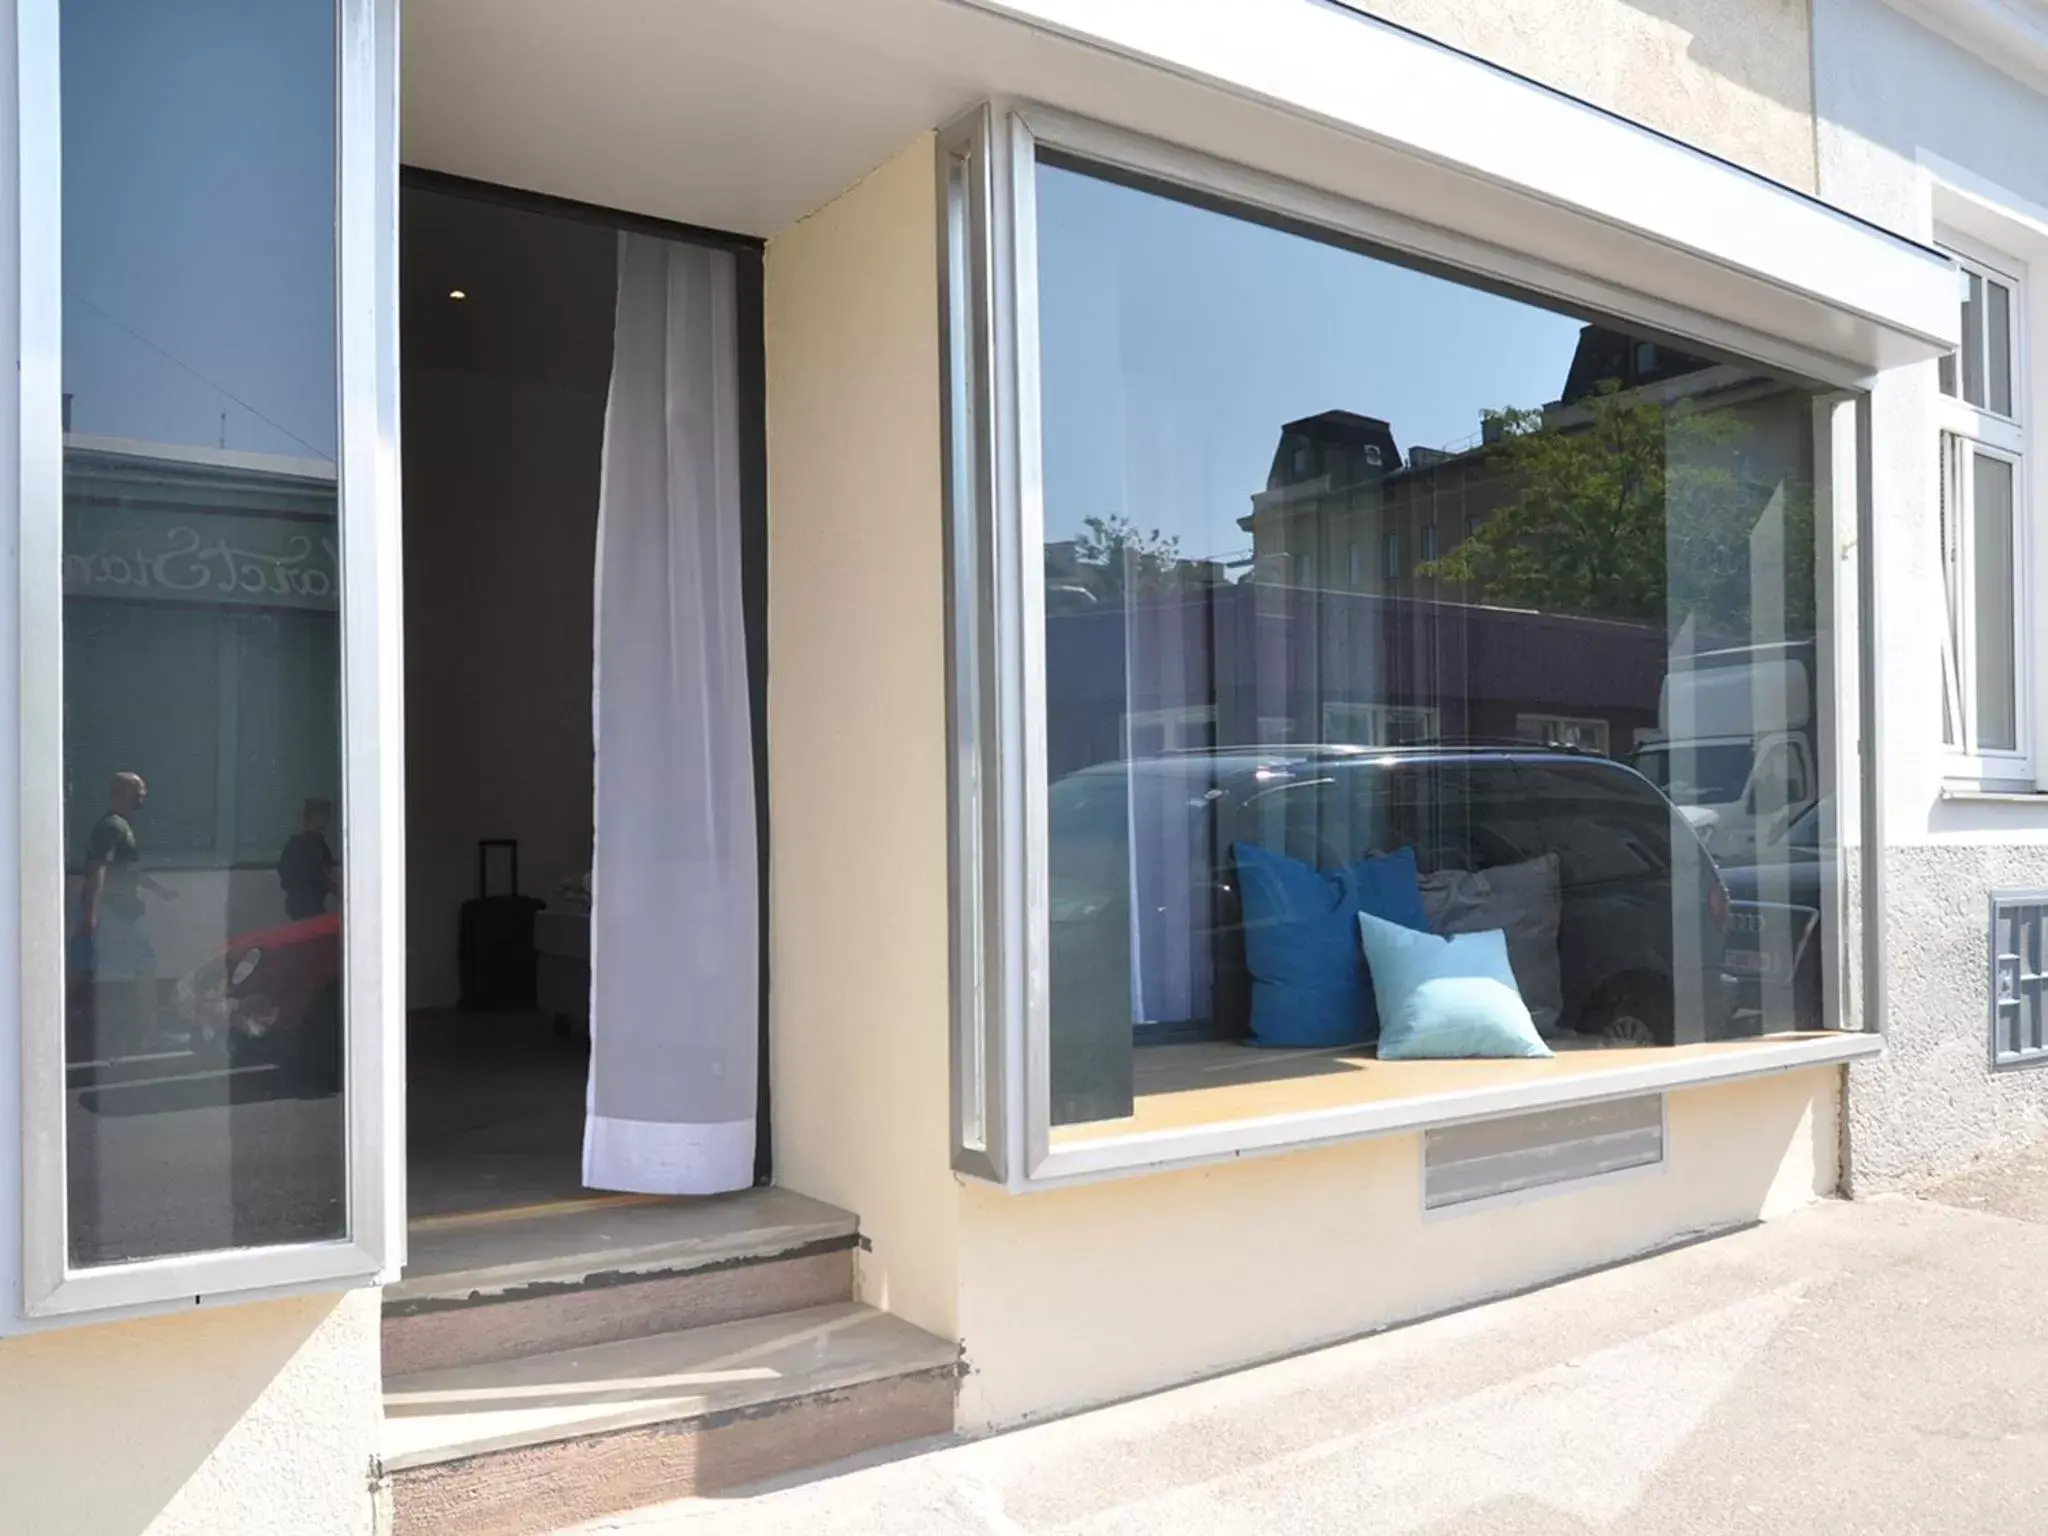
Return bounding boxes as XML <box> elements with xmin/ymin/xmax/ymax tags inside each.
<box><xmin>385</xmin><ymin>1188</ymin><xmax>859</xmax><ymax>1376</ymax></box>
<box><xmin>381</xmin><ymin>1301</ymin><xmax>959</xmax><ymax>1536</ymax></box>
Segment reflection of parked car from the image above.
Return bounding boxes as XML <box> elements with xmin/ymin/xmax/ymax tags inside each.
<box><xmin>1717</xmin><ymin>800</ymin><xmax>1828</xmax><ymax>1032</ymax></box>
<box><xmin>176</xmin><ymin>910</ymin><xmax>342</xmax><ymax>1087</ymax></box>
<box><xmin>1049</xmin><ymin>745</ymin><xmax>1733</xmax><ymax>1111</ymax></box>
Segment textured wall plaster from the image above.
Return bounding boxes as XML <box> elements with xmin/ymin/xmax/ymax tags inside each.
<box><xmin>1852</xmin><ymin>846</ymin><xmax>2048</xmax><ymax>1190</ymax></box>
<box><xmin>0</xmin><ymin>1288</ymin><xmax>381</xmax><ymax>1536</ymax></box>
<box><xmin>1357</xmin><ymin>0</ymin><xmax>1818</xmax><ymax>188</ymax></box>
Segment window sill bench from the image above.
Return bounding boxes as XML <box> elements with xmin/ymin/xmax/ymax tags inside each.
<box><xmin>1031</xmin><ymin>1032</ymin><xmax>1882</xmax><ymax>1185</ymax></box>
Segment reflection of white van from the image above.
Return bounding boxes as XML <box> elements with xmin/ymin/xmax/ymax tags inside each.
<box><xmin>1631</xmin><ymin>642</ymin><xmax>1815</xmax><ymax>862</ymax></box>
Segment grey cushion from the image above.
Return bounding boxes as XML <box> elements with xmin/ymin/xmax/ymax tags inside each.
<box><xmin>1420</xmin><ymin>853</ymin><xmax>1564</xmax><ymax>1034</ymax></box>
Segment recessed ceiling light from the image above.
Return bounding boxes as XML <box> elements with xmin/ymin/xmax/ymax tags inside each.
<box><xmin>447</xmin><ymin>288</ymin><xmax>467</xmax><ymax>301</ymax></box>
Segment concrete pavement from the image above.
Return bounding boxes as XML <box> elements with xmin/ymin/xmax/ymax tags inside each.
<box><xmin>571</xmin><ymin>1161</ymin><xmax>2048</xmax><ymax>1535</ymax></box>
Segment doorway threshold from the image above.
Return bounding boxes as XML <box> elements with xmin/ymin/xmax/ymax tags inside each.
<box><xmin>394</xmin><ymin>1186</ymin><xmax>855</xmax><ymax>1312</ymax></box>
<box><xmin>388</xmin><ymin>1186</ymin><xmax>857</xmax><ymax>1379</ymax></box>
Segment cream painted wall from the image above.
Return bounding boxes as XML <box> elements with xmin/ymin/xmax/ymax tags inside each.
<box><xmin>1354</xmin><ymin>0</ymin><xmax>1818</xmax><ymax>189</ymax></box>
<box><xmin>954</xmin><ymin>1069</ymin><xmax>1840</xmax><ymax>1430</ymax></box>
<box><xmin>764</xmin><ymin>133</ymin><xmax>961</xmax><ymax>1340</ymax></box>
<box><xmin>0</xmin><ymin>1289</ymin><xmax>381</xmax><ymax>1536</ymax></box>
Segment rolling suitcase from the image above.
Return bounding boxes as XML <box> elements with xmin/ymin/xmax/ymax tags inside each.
<box><xmin>458</xmin><ymin>839</ymin><xmax>545</xmax><ymax>1010</ymax></box>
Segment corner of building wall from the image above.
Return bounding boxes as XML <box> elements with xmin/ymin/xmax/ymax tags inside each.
<box><xmin>1774</xmin><ymin>1060</ymin><xmax>1845</xmax><ymax>1211</ymax></box>
<box><xmin>1834</xmin><ymin>1060</ymin><xmax>1865</xmax><ymax>1198</ymax></box>
<box><xmin>1806</xmin><ymin>0</ymin><xmax>1828</xmax><ymax>205</ymax></box>
<box><xmin>761</xmin><ymin>127</ymin><xmax>962</xmax><ymax>1343</ymax></box>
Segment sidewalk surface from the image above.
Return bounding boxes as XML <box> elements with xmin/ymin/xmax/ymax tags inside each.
<box><xmin>573</xmin><ymin>1144</ymin><xmax>2048</xmax><ymax>1535</ymax></box>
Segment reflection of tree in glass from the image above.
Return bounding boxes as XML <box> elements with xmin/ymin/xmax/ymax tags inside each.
<box><xmin>1418</xmin><ymin>381</ymin><xmax>1815</xmax><ymax>637</ymax></box>
<box><xmin>1053</xmin><ymin>514</ymin><xmax>1218</xmax><ymax>603</ymax></box>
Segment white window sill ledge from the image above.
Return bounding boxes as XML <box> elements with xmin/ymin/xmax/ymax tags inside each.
<box><xmin>1022</xmin><ymin>1033</ymin><xmax>1883</xmax><ymax>1187</ymax></box>
<box><xmin>1940</xmin><ymin>786</ymin><xmax>2048</xmax><ymax>804</ymax></box>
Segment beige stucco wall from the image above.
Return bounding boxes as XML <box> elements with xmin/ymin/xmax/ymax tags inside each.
<box><xmin>0</xmin><ymin>1289</ymin><xmax>381</xmax><ymax>1536</ymax></box>
<box><xmin>954</xmin><ymin>1069</ymin><xmax>1839</xmax><ymax>1429</ymax></box>
<box><xmin>1355</xmin><ymin>0</ymin><xmax>1819</xmax><ymax>189</ymax></box>
<box><xmin>764</xmin><ymin>132</ymin><xmax>961</xmax><ymax>1340</ymax></box>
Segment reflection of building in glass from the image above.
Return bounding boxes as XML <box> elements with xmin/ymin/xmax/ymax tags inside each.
<box><xmin>1044</xmin><ymin>325</ymin><xmax>1825</xmax><ymax>789</ymax></box>
<box><xmin>62</xmin><ymin>437</ymin><xmax>341</xmax><ymax>879</ymax></box>
<box><xmin>1044</xmin><ymin>581</ymin><xmax>1675</xmax><ymax>774</ymax></box>
<box><xmin>1240</xmin><ymin>326</ymin><xmax>1743</xmax><ymax>605</ymax></box>
<box><xmin>1244</xmin><ymin>407</ymin><xmax>1505</xmax><ymax>597</ymax></box>
<box><xmin>1211</xmin><ymin>326</ymin><xmax>1819</xmax><ymax>758</ymax></box>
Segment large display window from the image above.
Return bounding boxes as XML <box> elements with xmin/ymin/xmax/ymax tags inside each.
<box><xmin>941</xmin><ymin>106</ymin><xmax>1885</xmax><ymax>1187</ymax></box>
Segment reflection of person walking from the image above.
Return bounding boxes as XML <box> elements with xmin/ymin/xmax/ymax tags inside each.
<box><xmin>76</xmin><ymin>771</ymin><xmax>171</xmax><ymax>1049</ymax></box>
<box><xmin>279</xmin><ymin>797</ymin><xmax>339</xmax><ymax>921</ymax></box>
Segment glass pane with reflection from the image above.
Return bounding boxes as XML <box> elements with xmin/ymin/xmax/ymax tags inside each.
<box><xmin>1973</xmin><ymin>452</ymin><xmax>2018</xmax><ymax>753</ymax></box>
<box><xmin>61</xmin><ymin>0</ymin><xmax>345</xmax><ymax>1264</ymax></box>
<box><xmin>1034</xmin><ymin>157</ymin><xmax>1842</xmax><ymax>1136</ymax></box>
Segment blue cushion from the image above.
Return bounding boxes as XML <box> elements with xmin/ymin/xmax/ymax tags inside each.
<box><xmin>1234</xmin><ymin>843</ymin><xmax>1428</xmax><ymax>1048</ymax></box>
<box><xmin>1357</xmin><ymin>910</ymin><xmax>1553</xmax><ymax>1060</ymax></box>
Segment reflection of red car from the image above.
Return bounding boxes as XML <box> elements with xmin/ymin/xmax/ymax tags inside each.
<box><xmin>178</xmin><ymin>912</ymin><xmax>341</xmax><ymax>1075</ymax></box>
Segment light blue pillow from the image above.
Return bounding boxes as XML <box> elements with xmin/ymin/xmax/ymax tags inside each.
<box><xmin>1357</xmin><ymin>910</ymin><xmax>1552</xmax><ymax>1060</ymax></box>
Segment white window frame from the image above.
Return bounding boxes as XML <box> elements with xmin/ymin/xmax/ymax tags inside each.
<box><xmin>1936</xmin><ymin>233</ymin><xmax>2032</xmax><ymax>784</ymax></box>
<box><xmin>1322</xmin><ymin>701</ymin><xmax>1440</xmax><ymax>747</ymax></box>
<box><xmin>1516</xmin><ymin>713</ymin><xmax>1612</xmax><ymax>755</ymax></box>
<box><xmin>6</xmin><ymin>0</ymin><xmax>403</xmax><ymax>1324</ymax></box>
<box><xmin>1120</xmin><ymin>705</ymin><xmax>1217</xmax><ymax>757</ymax></box>
<box><xmin>939</xmin><ymin>99</ymin><xmax>1909</xmax><ymax>1192</ymax></box>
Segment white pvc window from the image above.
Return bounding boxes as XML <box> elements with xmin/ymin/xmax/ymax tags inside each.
<box><xmin>1938</xmin><ymin>242</ymin><xmax>2030</xmax><ymax>780</ymax></box>
<box><xmin>11</xmin><ymin>0</ymin><xmax>402</xmax><ymax>1322</ymax></box>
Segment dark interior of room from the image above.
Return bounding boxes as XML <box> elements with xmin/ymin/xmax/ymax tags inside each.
<box><xmin>399</xmin><ymin>181</ymin><xmax>615</xmax><ymax>1220</ymax></box>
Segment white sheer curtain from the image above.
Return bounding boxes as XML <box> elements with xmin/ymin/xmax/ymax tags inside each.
<box><xmin>585</xmin><ymin>232</ymin><xmax>757</xmax><ymax>1195</ymax></box>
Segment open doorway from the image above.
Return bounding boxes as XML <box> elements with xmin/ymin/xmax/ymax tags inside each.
<box><xmin>398</xmin><ymin>174</ymin><xmax>769</xmax><ymax>1225</ymax></box>
<box><xmin>381</xmin><ymin>182</ymin><xmax>941</xmax><ymax>1513</ymax></box>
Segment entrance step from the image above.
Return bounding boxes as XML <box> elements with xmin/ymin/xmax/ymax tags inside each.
<box><xmin>381</xmin><ymin>1301</ymin><xmax>959</xmax><ymax>1536</ymax></box>
<box><xmin>385</xmin><ymin>1188</ymin><xmax>859</xmax><ymax>1376</ymax></box>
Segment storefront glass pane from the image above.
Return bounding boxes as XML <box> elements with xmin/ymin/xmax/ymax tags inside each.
<box><xmin>61</xmin><ymin>0</ymin><xmax>345</xmax><ymax>1263</ymax></box>
<box><xmin>1034</xmin><ymin>158</ymin><xmax>1842</xmax><ymax>1131</ymax></box>
<box><xmin>1972</xmin><ymin>452</ymin><xmax>2018</xmax><ymax>753</ymax></box>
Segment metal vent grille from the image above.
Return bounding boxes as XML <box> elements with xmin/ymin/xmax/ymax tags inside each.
<box><xmin>1423</xmin><ymin>1095</ymin><xmax>1664</xmax><ymax>1212</ymax></box>
<box><xmin>1991</xmin><ymin>892</ymin><xmax>2048</xmax><ymax>1069</ymax></box>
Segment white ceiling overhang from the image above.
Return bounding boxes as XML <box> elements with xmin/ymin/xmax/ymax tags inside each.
<box><xmin>404</xmin><ymin>0</ymin><xmax>1958</xmax><ymax>380</ymax></box>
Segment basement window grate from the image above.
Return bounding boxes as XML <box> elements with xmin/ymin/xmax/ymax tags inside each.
<box><xmin>1422</xmin><ymin>1094</ymin><xmax>1664</xmax><ymax>1212</ymax></box>
<box><xmin>1990</xmin><ymin>892</ymin><xmax>2048</xmax><ymax>1069</ymax></box>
